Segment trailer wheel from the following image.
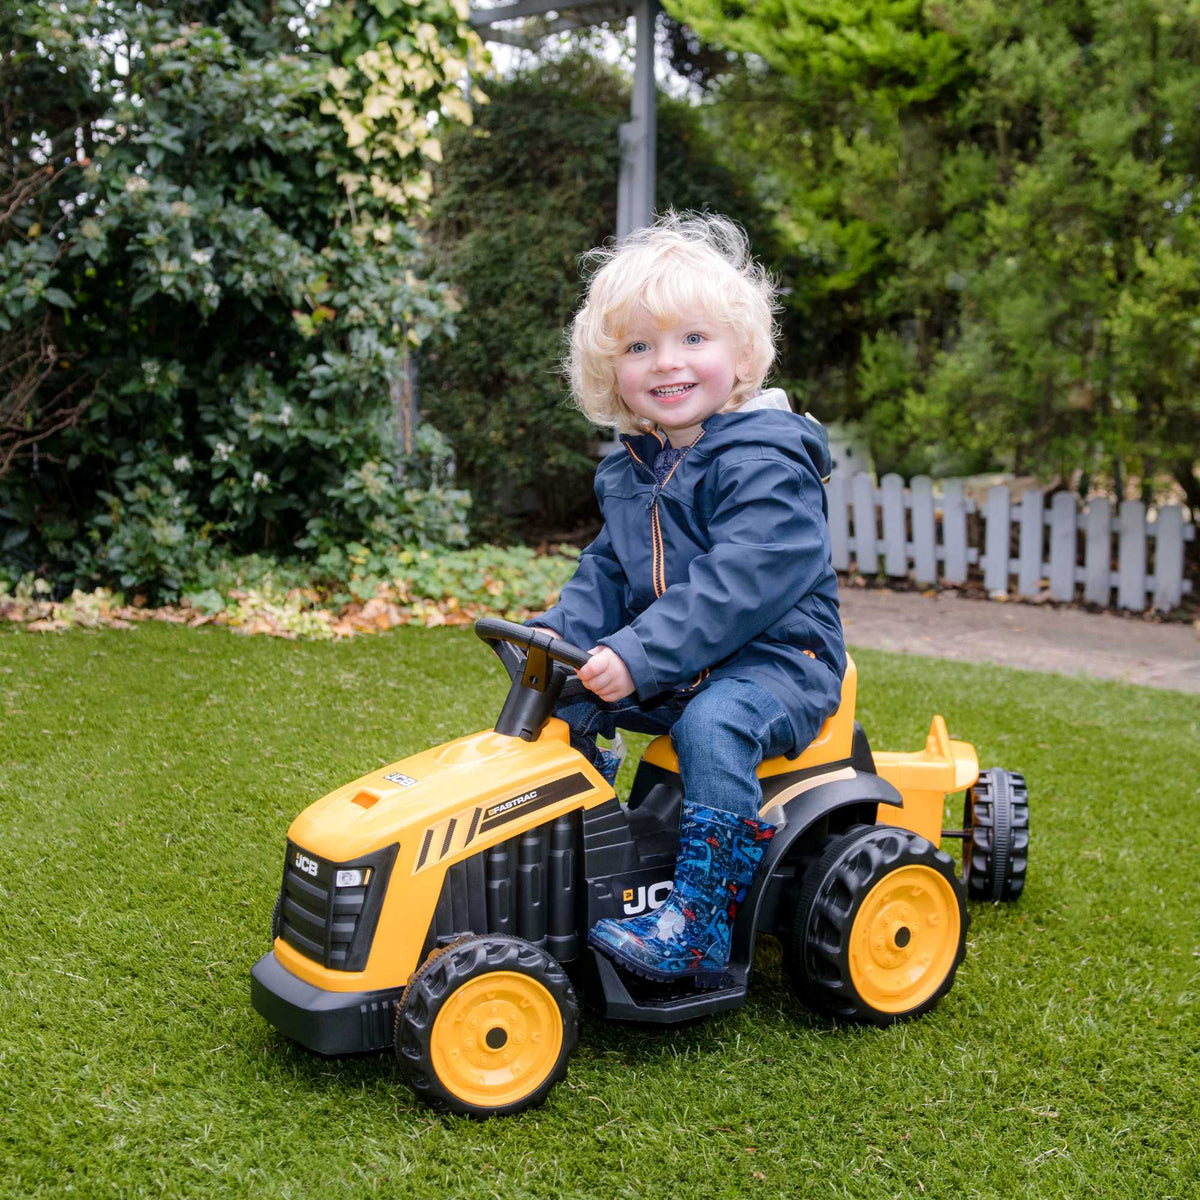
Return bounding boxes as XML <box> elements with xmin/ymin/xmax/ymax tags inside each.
<box><xmin>962</xmin><ymin>768</ymin><xmax>1029</xmax><ymax>902</ymax></box>
<box><xmin>789</xmin><ymin>825</ymin><xmax>968</xmax><ymax>1026</ymax></box>
<box><xmin>394</xmin><ymin>935</ymin><xmax>578</xmax><ymax>1118</ymax></box>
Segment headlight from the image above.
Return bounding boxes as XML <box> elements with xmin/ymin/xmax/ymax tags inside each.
<box><xmin>335</xmin><ymin>868</ymin><xmax>370</xmax><ymax>888</ymax></box>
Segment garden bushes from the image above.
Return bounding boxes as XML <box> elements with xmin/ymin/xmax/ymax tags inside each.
<box><xmin>1</xmin><ymin>0</ymin><xmax>480</xmax><ymax>599</ymax></box>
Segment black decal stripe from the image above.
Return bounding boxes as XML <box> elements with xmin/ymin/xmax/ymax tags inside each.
<box><xmin>416</xmin><ymin>827</ymin><xmax>434</xmax><ymax>871</ymax></box>
<box><xmin>465</xmin><ymin>805</ymin><xmax>482</xmax><ymax>846</ymax></box>
<box><xmin>440</xmin><ymin>818</ymin><xmax>457</xmax><ymax>860</ymax></box>
<box><xmin>478</xmin><ymin>773</ymin><xmax>592</xmax><ymax>834</ymax></box>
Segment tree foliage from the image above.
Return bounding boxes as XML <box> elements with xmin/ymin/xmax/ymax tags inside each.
<box><xmin>667</xmin><ymin>0</ymin><xmax>1200</xmax><ymax>504</ymax></box>
<box><xmin>1</xmin><ymin>0</ymin><xmax>482</xmax><ymax>596</ymax></box>
<box><xmin>419</xmin><ymin>52</ymin><xmax>790</xmax><ymax>536</ymax></box>
<box><xmin>673</xmin><ymin>0</ymin><xmax>965</xmax><ymax>104</ymax></box>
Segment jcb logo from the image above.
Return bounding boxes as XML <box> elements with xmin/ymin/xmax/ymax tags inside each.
<box><xmin>294</xmin><ymin>852</ymin><xmax>318</xmax><ymax>878</ymax></box>
<box><xmin>622</xmin><ymin>880</ymin><xmax>672</xmax><ymax>916</ymax></box>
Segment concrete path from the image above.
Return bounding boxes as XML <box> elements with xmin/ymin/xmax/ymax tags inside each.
<box><xmin>838</xmin><ymin>588</ymin><xmax>1200</xmax><ymax>694</ymax></box>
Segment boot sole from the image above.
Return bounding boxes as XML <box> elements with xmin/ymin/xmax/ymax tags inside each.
<box><xmin>588</xmin><ymin>933</ymin><xmax>730</xmax><ymax>989</ymax></box>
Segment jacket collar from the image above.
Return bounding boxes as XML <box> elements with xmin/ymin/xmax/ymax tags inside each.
<box><xmin>618</xmin><ymin>426</ymin><xmax>667</xmax><ymax>469</ymax></box>
<box><xmin>618</xmin><ymin>388</ymin><xmax>795</xmax><ymax>461</ymax></box>
<box><xmin>613</xmin><ymin>388</ymin><xmax>831</xmax><ymax>483</ymax></box>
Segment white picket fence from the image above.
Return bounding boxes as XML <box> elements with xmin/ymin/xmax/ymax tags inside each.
<box><xmin>826</xmin><ymin>473</ymin><xmax>1196</xmax><ymax>612</ymax></box>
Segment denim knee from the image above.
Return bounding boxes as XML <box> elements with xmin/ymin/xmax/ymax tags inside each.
<box><xmin>670</xmin><ymin>680</ymin><xmax>792</xmax><ymax>763</ymax></box>
<box><xmin>554</xmin><ymin>696</ymin><xmax>613</xmax><ymax>743</ymax></box>
<box><xmin>668</xmin><ymin>679</ymin><xmax>793</xmax><ymax>818</ymax></box>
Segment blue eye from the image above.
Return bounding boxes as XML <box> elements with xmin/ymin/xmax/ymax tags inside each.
<box><xmin>626</xmin><ymin>341</ymin><xmax>649</xmax><ymax>354</ymax></box>
<box><xmin>684</xmin><ymin>332</ymin><xmax>705</xmax><ymax>345</ymax></box>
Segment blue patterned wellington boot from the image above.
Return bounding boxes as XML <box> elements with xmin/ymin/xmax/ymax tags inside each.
<box><xmin>595</xmin><ymin>748</ymin><xmax>622</xmax><ymax>788</ymax></box>
<box><xmin>588</xmin><ymin>801</ymin><xmax>777</xmax><ymax>988</ymax></box>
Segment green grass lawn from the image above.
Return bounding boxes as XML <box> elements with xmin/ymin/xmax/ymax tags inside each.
<box><xmin>1</xmin><ymin>623</ymin><xmax>1197</xmax><ymax>1199</ymax></box>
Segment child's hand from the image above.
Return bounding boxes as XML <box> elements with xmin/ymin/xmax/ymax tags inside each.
<box><xmin>578</xmin><ymin>646</ymin><xmax>635</xmax><ymax>702</ymax></box>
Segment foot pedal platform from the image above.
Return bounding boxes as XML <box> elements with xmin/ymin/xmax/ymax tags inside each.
<box><xmin>589</xmin><ymin>949</ymin><xmax>748</xmax><ymax>1023</ymax></box>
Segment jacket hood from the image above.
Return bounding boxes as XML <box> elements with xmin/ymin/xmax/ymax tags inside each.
<box><xmin>738</xmin><ymin>386</ymin><xmax>791</xmax><ymax>413</ymax></box>
<box><xmin>620</xmin><ymin>389</ymin><xmax>832</xmax><ymax>480</ymax></box>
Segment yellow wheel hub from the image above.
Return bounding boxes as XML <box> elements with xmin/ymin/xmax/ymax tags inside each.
<box><xmin>848</xmin><ymin>864</ymin><xmax>960</xmax><ymax>1014</ymax></box>
<box><xmin>430</xmin><ymin>971</ymin><xmax>563</xmax><ymax>1108</ymax></box>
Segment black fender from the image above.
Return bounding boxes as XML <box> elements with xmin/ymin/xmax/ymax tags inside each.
<box><xmin>729</xmin><ymin>771</ymin><xmax>904</xmax><ymax>976</ymax></box>
<box><xmin>589</xmin><ymin>768</ymin><xmax>904</xmax><ymax>1021</ymax></box>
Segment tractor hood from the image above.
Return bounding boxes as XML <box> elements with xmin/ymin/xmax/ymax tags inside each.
<box><xmin>287</xmin><ymin>718</ymin><xmax>605</xmax><ymax>868</ymax></box>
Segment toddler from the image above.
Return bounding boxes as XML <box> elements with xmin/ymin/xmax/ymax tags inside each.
<box><xmin>530</xmin><ymin>212</ymin><xmax>845</xmax><ymax>986</ymax></box>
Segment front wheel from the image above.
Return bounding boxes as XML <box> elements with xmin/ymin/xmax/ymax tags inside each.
<box><xmin>788</xmin><ymin>825</ymin><xmax>968</xmax><ymax>1026</ymax></box>
<box><xmin>394</xmin><ymin>935</ymin><xmax>579</xmax><ymax>1118</ymax></box>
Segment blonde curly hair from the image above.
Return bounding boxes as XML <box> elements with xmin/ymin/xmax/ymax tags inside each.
<box><xmin>566</xmin><ymin>211</ymin><xmax>780</xmax><ymax>434</ymax></box>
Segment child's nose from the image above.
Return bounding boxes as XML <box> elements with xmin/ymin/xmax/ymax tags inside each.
<box><xmin>653</xmin><ymin>345</ymin><xmax>682</xmax><ymax>371</ymax></box>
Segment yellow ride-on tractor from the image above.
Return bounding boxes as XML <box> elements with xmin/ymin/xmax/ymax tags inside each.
<box><xmin>251</xmin><ymin>619</ymin><xmax>1029</xmax><ymax>1117</ymax></box>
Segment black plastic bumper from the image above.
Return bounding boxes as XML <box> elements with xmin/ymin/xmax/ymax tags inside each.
<box><xmin>250</xmin><ymin>951</ymin><xmax>404</xmax><ymax>1056</ymax></box>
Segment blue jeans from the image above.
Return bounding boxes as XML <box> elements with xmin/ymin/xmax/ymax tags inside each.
<box><xmin>555</xmin><ymin>678</ymin><xmax>794</xmax><ymax>819</ymax></box>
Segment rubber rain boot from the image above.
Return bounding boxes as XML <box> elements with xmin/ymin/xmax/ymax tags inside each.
<box><xmin>588</xmin><ymin>800</ymin><xmax>777</xmax><ymax>987</ymax></box>
<box><xmin>595</xmin><ymin>747</ymin><xmax>622</xmax><ymax>788</ymax></box>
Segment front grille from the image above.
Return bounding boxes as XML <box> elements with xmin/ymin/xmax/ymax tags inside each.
<box><xmin>278</xmin><ymin>841</ymin><xmax>397</xmax><ymax>971</ymax></box>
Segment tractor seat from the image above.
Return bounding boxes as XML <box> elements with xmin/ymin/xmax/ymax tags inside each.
<box><xmin>640</xmin><ymin>656</ymin><xmax>859</xmax><ymax>777</ymax></box>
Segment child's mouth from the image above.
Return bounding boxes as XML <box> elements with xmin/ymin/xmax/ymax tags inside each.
<box><xmin>650</xmin><ymin>383</ymin><xmax>696</xmax><ymax>400</ymax></box>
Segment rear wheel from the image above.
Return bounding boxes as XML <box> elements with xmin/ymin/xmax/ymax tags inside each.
<box><xmin>788</xmin><ymin>825</ymin><xmax>968</xmax><ymax>1026</ymax></box>
<box><xmin>962</xmin><ymin>768</ymin><xmax>1029</xmax><ymax>902</ymax></box>
<box><xmin>394</xmin><ymin>935</ymin><xmax>578</xmax><ymax>1118</ymax></box>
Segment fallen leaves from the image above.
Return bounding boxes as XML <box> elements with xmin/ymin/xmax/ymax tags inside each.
<box><xmin>2</xmin><ymin>581</ymin><xmax>554</xmax><ymax>641</ymax></box>
<box><xmin>1</xmin><ymin>545</ymin><xmax>584</xmax><ymax>640</ymax></box>
<box><xmin>4</xmin><ymin>588</ymin><xmax>213</xmax><ymax>633</ymax></box>
<box><xmin>26</xmin><ymin>618</ymin><xmax>70</xmax><ymax>633</ymax></box>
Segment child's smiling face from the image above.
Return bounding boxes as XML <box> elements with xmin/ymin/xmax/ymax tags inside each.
<box><xmin>614</xmin><ymin>308</ymin><xmax>749</xmax><ymax>447</ymax></box>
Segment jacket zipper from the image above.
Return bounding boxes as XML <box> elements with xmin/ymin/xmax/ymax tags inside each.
<box><xmin>650</xmin><ymin>503</ymin><xmax>666</xmax><ymax>596</ymax></box>
<box><xmin>630</xmin><ymin>429</ymin><xmax>704</xmax><ymax>600</ymax></box>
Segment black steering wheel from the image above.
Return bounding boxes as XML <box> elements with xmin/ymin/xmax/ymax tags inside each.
<box><xmin>474</xmin><ymin>617</ymin><xmax>592</xmax><ymax>701</ymax></box>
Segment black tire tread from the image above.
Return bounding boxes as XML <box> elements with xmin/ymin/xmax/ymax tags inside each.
<box><xmin>788</xmin><ymin>824</ymin><xmax>969</xmax><ymax>1027</ymax></box>
<box><xmin>962</xmin><ymin>768</ymin><xmax>1029</xmax><ymax>902</ymax></box>
<box><xmin>393</xmin><ymin>935</ymin><xmax>579</xmax><ymax>1119</ymax></box>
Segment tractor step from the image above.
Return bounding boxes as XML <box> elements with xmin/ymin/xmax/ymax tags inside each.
<box><xmin>589</xmin><ymin>949</ymin><xmax>748</xmax><ymax>1023</ymax></box>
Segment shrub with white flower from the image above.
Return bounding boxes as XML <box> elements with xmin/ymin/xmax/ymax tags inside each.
<box><xmin>5</xmin><ymin>0</ymin><xmax>483</xmax><ymax>602</ymax></box>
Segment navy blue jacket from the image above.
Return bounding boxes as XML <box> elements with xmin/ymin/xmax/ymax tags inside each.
<box><xmin>532</xmin><ymin>401</ymin><xmax>846</xmax><ymax>757</ymax></box>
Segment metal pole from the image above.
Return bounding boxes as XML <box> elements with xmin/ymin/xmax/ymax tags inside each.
<box><xmin>617</xmin><ymin>0</ymin><xmax>658</xmax><ymax>239</ymax></box>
